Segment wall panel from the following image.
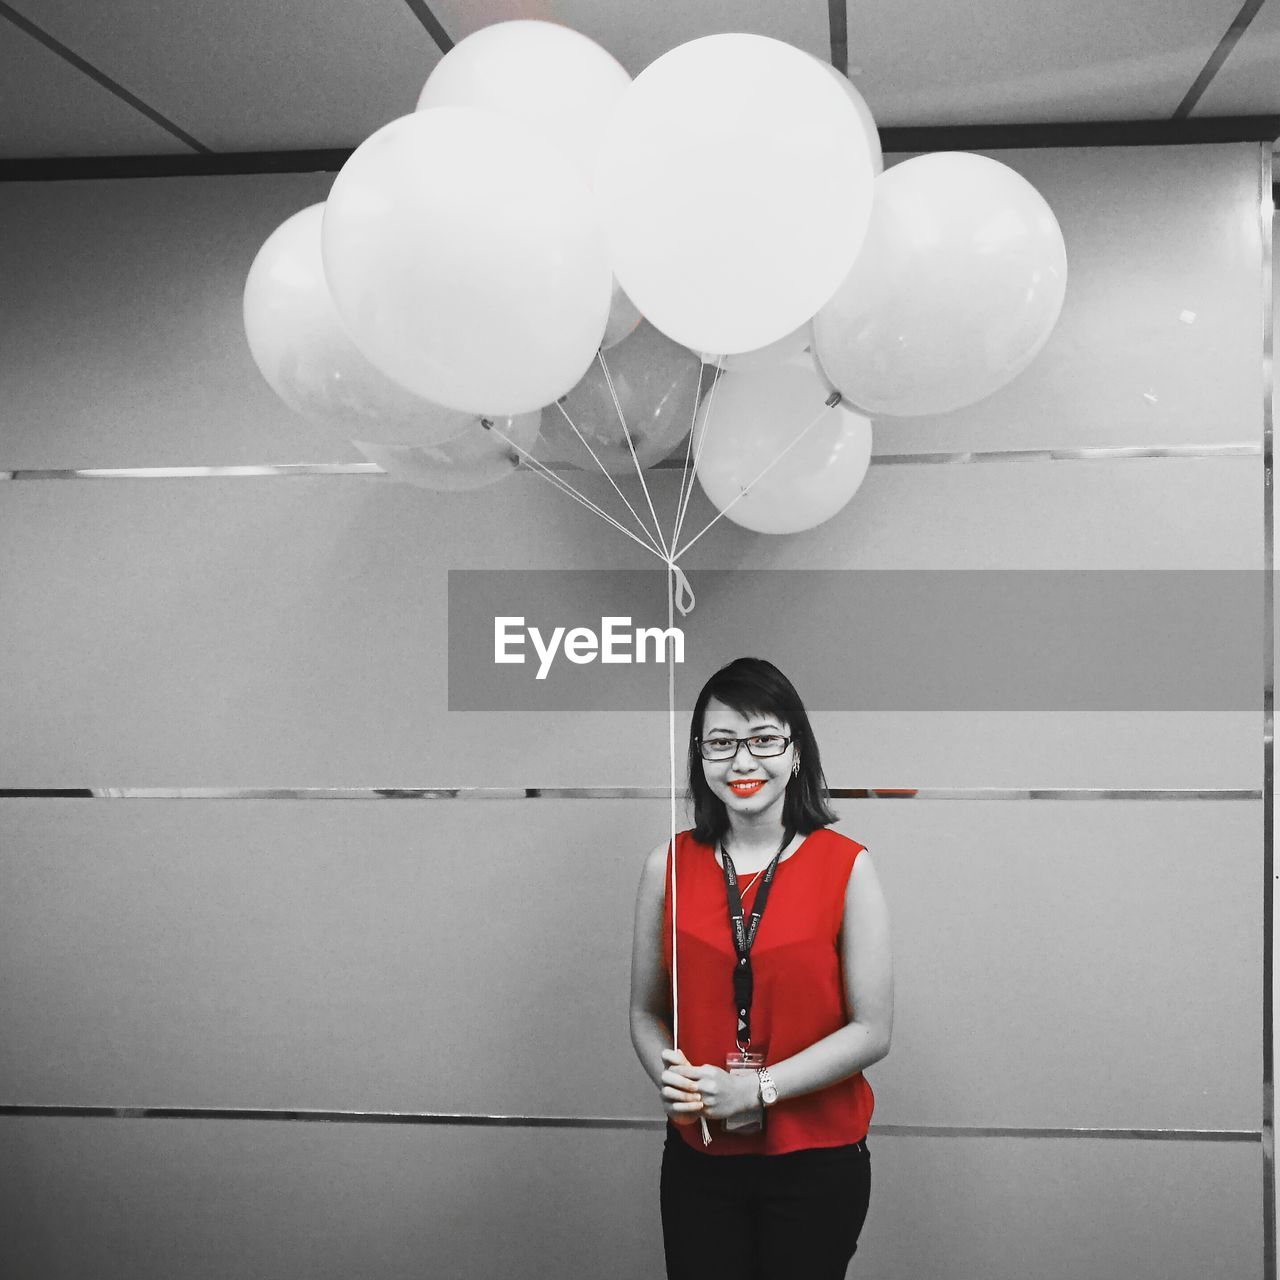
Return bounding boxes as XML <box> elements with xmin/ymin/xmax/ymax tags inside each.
<box><xmin>0</xmin><ymin>1120</ymin><xmax>1261</xmax><ymax>1280</ymax></box>
<box><xmin>0</xmin><ymin>797</ymin><xmax>1257</xmax><ymax>1131</ymax></box>
<box><xmin>0</xmin><ymin>458</ymin><xmax>1261</xmax><ymax>788</ymax></box>
<box><xmin>873</xmin><ymin>143</ymin><xmax>1264</xmax><ymax>453</ymax></box>
<box><xmin>0</xmin><ymin>146</ymin><xmax>1259</xmax><ymax>470</ymax></box>
<box><xmin>0</xmin><ymin>140</ymin><xmax>1267</xmax><ymax>1280</ymax></box>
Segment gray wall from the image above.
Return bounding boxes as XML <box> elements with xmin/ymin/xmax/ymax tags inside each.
<box><xmin>0</xmin><ymin>142</ymin><xmax>1268</xmax><ymax>1278</ymax></box>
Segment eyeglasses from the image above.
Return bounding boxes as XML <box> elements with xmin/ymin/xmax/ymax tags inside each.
<box><xmin>698</xmin><ymin>734</ymin><xmax>793</xmax><ymax>761</ymax></box>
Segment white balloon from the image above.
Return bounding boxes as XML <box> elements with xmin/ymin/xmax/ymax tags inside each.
<box><xmin>242</xmin><ymin>204</ymin><xmax>472</xmax><ymax>445</ymax></box>
<box><xmin>816</xmin><ymin>62</ymin><xmax>883</xmax><ymax>175</ymax></box>
<box><xmin>703</xmin><ymin>323</ymin><xmax>812</xmax><ymax>371</ymax></box>
<box><xmin>693</xmin><ymin>362</ymin><xmax>872</xmax><ymax>534</ymax></box>
<box><xmin>601</xmin><ymin>277</ymin><xmax>643</xmax><ymax>350</ymax></box>
<box><xmin>416</xmin><ymin>20</ymin><xmax>630</xmax><ymax>173</ymax></box>
<box><xmin>354</xmin><ymin>411</ymin><xmax>542</xmax><ymax>491</ymax></box>
<box><xmin>323</xmin><ymin>108</ymin><xmax>612</xmax><ymax>416</ymax></box>
<box><xmin>813</xmin><ymin>152</ymin><xmax>1068</xmax><ymax>416</ymax></box>
<box><xmin>594</xmin><ymin>33</ymin><xmax>876</xmax><ymax>355</ymax></box>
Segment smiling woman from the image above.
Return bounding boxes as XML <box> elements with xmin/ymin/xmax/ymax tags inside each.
<box><xmin>629</xmin><ymin>656</ymin><xmax>894</xmax><ymax>1280</ymax></box>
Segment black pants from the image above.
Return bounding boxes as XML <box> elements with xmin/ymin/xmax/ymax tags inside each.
<box><xmin>660</xmin><ymin>1122</ymin><xmax>871</xmax><ymax>1280</ymax></box>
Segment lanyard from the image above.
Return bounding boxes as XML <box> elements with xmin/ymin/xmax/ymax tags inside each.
<box><xmin>718</xmin><ymin>842</ymin><xmax>783</xmax><ymax>1051</ymax></box>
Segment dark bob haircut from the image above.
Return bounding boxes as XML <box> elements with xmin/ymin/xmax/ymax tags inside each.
<box><xmin>688</xmin><ymin>656</ymin><xmax>837</xmax><ymax>851</ymax></box>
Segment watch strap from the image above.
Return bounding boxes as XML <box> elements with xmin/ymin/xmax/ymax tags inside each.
<box><xmin>758</xmin><ymin>1068</ymin><xmax>778</xmax><ymax>1107</ymax></box>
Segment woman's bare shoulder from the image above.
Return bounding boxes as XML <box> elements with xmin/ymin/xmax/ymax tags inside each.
<box><xmin>635</xmin><ymin>837</ymin><xmax>675</xmax><ymax>913</ymax></box>
<box><xmin>819</xmin><ymin>825</ymin><xmax>868</xmax><ymax>855</ymax></box>
<box><xmin>640</xmin><ymin>830</ymin><xmax>698</xmax><ymax>880</ymax></box>
<box><xmin>642</xmin><ymin>834</ymin><xmax>677</xmax><ymax>875</ymax></box>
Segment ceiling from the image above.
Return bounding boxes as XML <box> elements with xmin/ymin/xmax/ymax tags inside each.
<box><xmin>1</xmin><ymin>0</ymin><xmax>1278</xmax><ymax>165</ymax></box>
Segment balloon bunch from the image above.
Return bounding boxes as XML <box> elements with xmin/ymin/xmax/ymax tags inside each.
<box><xmin>244</xmin><ymin>20</ymin><xmax>1067</xmax><ymax>538</ymax></box>
<box><xmin>243</xmin><ymin>28</ymin><xmax>1067</xmax><ymax>1151</ymax></box>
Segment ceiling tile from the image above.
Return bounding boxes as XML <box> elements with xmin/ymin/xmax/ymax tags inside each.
<box><xmin>845</xmin><ymin>0</ymin><xmax>1244</xmax><ymax>125</ymax></box>
<box><xmin>6</xmin><ymin>0</ymin><xmax>1279</xmax><ymax>163</ymax></box>
<box><xmin>0</xmin><ymin>17</ymin><xmax>188</xmax><ymax>157</ymax></box>
<box><xmin>1191</xmin><ymin>0</ymin><xmax>1280</xmax><ymax>117</ymax></box>
<box><xmin>430</xmin><ymin>0</ymin><xmax>834</xmax><ymax>77</ymax></box>
<box><xmin>6</xmin><ymin>0</ymin><xmax>442</xmax><ymax>152</ymax></box>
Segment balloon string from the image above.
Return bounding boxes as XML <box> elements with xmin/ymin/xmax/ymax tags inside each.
<box><xmin>552</xmin><ymin>400</ymin><xmax>667</xmax><ymax>558</ymax></box>
<box><xmin>554</xmin><ymin>373</ymin><xmax>698</xmax><ymax>1142</ymax></box>
<box><xmin>672</xmin><ymin>393</ymin><xmax>842</xmax><ymax>562</ymax></box>
<box><xmin>667</xmin><ymin>559</ymin><xmax>679</xmax><ymax>1063</ymax></box>
<box><xmin>672</xmin><ymin>360</ymin><xmax>723</xmax><ymax>551</ymax></box>
<box><xmin>665</xmin><ymin>559</ymin><xmax>711</xmax><ymax>1146</ymax></box>
<box><xmin>597</xmin><ymin>349</ymin><xmax>671</xmax><ymax>558</ymax></box>
<box><xmin>481</xmin><ymin>421</ymin><xmax>668</xmax><ymax>563</ymax></box>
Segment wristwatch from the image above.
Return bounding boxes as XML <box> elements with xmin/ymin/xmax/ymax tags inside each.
<box><xmin>757</xmin><ymin>1068</ymin><xmax>778</xmax><ymax>1108</ymax></box>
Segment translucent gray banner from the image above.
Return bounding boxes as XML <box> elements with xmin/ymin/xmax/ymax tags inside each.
<box><xmin>447</xmin><ymin>570</ymin><xmax>1265</xmax><ymax>711</ymax></box>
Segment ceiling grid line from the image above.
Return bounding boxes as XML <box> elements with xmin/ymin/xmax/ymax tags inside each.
<box><xmin>0</xmin><ymin>0</ymin><xmax>210</xmax><ymax>153</ymax></box>
<box><xmin>1173</xmin><ymin>0</ymin><xmax>1270</xmax><ymax>119</ymax></box>
<box><xmin>828</xmin><ymin>0</ymin><xmax>848</xmax><ymax>71</ymax></box>
<box><xmin>3</xmin><ymin>118</ymin><xmax>1279</xmax><ymax>183</ymax></box>
<box><xmin>401</xmin><ymin>0</ymin><xmax>453</xmax><ymax>54</ymax></box>
<box><xmin>4</xmin><ymin>1</ymin><xmax>1280</xmax><ymax>172</ymax></box>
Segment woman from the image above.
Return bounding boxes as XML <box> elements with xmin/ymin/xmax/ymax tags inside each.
<box><xmin>629</xmin><ymin>657</ymin><xmax>893</xmax><ymax>1280</ymax></box>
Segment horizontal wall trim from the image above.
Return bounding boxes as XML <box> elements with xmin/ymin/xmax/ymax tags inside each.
<box><xmin>854</xmin><ymin>443</ymin><xmax>1261</xmax><ymax>465</ymax></box>
<box><xmin>0</xmin><ymin>787</ymin><xmax>1262</xmax><ymax>801</ymax></box>
<box><xmin>0</xmin><ymin>1104</ymin><xmax>1259</xmax><ymax>1140</ymax></box>
<box><xmin>3</xmin><ymin>118</ymin><xmax>1278</xmax><ymax>182</ymax></box>
<box><xmin>1</xmin><ymin>463</ymin><xmax>386</xmax><ymax>480</ymax></box>
<box><xmin>0</xmin><ymin>443</ymin><xmax>1262</xmax><ymax>482</ymax></box>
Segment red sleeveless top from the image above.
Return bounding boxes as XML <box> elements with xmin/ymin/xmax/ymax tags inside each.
<box><xmin>663</xmin><ymin>826</ymin><xmax>875</xmax><ymax>1155</ymax></box>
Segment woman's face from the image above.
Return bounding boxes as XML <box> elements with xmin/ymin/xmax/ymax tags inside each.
<box><xmin>699</xmin><ymin>696</ymin><xmax>797</xmax><ymax>821</ymax></box>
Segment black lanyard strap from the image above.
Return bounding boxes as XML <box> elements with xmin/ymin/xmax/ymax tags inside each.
<box><xmin>719</xmin><ymin>843</ymin><xmax>783</xmax><ymax>1050</ymax></box>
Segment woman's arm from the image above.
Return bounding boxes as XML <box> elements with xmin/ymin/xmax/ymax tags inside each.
<box><xmin>629</xmin><ymin>840</ymin><xmax>704</xmax><ymax>1123</ymax></box>
<box><xmin>764</xmin><ymin>847</ymin><xmax>894</xmax><ymax>1105</ymax></box>
<box><xmin>629</xmin><ymin>840</ymin><xmax>673</xmax><ymax>1088</ymax></box>
<box><xmin>630</xmin><ymin>842</ymin><xmax>707</xmax><ymax>1124</ymax></box>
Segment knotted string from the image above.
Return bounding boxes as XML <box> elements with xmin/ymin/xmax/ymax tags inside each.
<box><xmin>669</xmin><ymin>560</ymin><xmax>696</xmax><ymax>616</ymax></box>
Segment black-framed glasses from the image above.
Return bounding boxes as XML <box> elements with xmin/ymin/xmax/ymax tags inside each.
<box><xmin>698</xmin><ymin>734</ymin><xmax>793</xmax><ymax>761</ymax></box>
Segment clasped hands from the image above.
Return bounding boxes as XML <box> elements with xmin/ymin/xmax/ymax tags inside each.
<box><xmin>660</xmin><ymin>1048</ymin><xmax>762</xmax><ymax>1127</ymax></box>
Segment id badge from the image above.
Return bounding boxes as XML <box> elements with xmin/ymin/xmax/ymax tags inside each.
<box><xmin>723</xmin><ymin>1049</ymin><xmax>765</xmax><ymax>1133</ymax></box>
